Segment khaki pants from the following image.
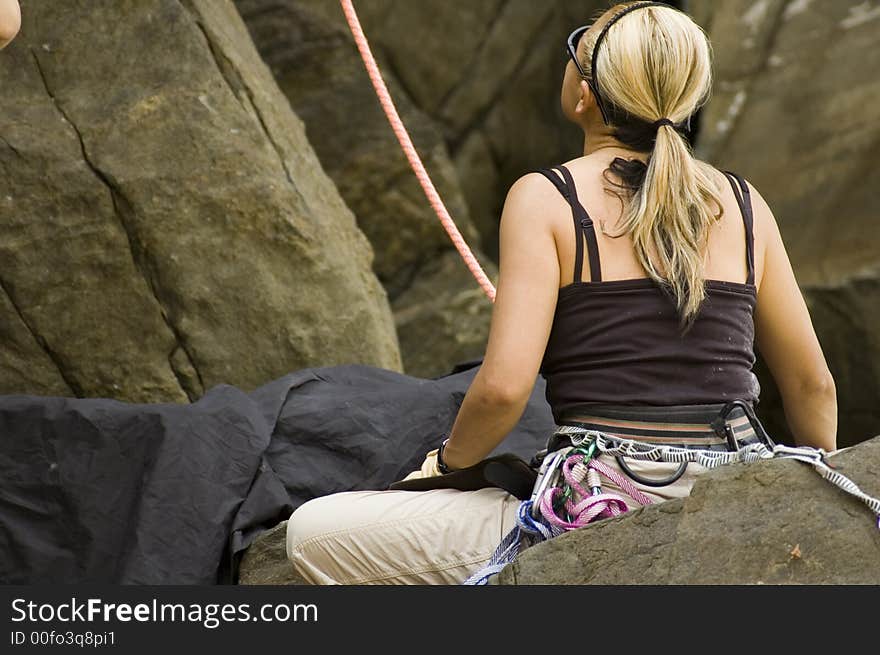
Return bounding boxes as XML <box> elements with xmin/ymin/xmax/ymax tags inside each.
<box><xmin>286</xmin><ymin>454</ymin><xmax>708</xmax><ymax>585</ymax></box>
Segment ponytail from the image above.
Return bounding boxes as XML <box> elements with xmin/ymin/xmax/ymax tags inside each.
<box><xmin>584</xmin><ymin>2</ymin><xmax>722</xmax><ymax>328</ymax></box>
<box><xmin>622</xmin><ymin>124</ymin><xmax>722</xmax><ymax>327</ymax></box>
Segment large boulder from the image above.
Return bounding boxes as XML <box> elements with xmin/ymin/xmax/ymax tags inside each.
<box><xmin>233</xmin><ymin>1</ymin><xmax>616</xmax><ymax>377</ymax></box>
<box><xmin>234</xmin><ymin>0</ymin><xmax>497</xmax><ymax>377</ymax></box>
<box><xmin>0</xmin><ymin>0</ymin><xmax>401</xmax><ymax>402</ymax></box>
<box><xmin>495</xmin><ymin>436</ymin><xmax>880</xmax><ymax>584</ymax></box>
<box><xmin>692</xmin><ymin>0</ymin><xmax>880</xmax><ymax>447</ymax></box>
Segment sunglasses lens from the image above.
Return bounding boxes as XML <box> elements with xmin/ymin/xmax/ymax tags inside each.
<box><xmin>567</xmin><ymin>26</ymin><xmax>589</xmax><ymax>69</ymax></box>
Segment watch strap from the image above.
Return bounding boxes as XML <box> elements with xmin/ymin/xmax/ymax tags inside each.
<box><xmin>437</xmin><ymin>437</ymin><xmax>453</xmax><ymax>474</ymax></box>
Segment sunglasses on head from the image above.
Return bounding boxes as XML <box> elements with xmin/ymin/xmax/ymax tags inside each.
<box><xmin>565</xmin><ymin>24</ymin><xmax>610</xmax><ymax>125</ymax></box>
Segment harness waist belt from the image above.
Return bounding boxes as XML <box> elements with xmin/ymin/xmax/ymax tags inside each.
<box><xmin>548</xmin><ymin>401</ymin><xmax>767</xmax><ymax>454</ymax></box>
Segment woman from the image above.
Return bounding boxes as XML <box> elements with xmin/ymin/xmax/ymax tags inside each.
<box><xmin>0</xmin><ymin>0</ymin><xmax>20</xmax><ymax>50</ymax></box>
<box><xmin>285</xmin><ymin>1</ymin><xmax>837</xmax><ymax>585</ymax></box>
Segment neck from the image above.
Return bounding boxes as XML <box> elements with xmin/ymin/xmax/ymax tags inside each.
<box><xmin>582</xmin><ymin>126</ymin><xmax>649</xmax><ymax>163</ymax></box>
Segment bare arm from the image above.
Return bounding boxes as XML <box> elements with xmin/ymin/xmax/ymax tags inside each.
<box><xmin>441</xmin><ymin>173</ymin><xmax>560</xmax><ymax>469</ymax></box>
<box><xmin>750</xmin><ymin>181</ymin><xmax>837</xmax><ymax>450</ymax></box>
<box><xmin>0</xmin><ymin>0</ymin><xmax>20</xmax><ymax>49</ymax></box>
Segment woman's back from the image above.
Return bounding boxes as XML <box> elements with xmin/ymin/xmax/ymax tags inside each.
<box><xmin>535</xmin><ymin>157</ymin><xmax>762</xmax><ymax>422</ymax></box>
<box><xmin>547</xmin><ymin>156</ymin><xmax>760</xmax><ymax>289</ymax></box>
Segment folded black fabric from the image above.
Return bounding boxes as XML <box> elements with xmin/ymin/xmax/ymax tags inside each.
<box><xmin>0</xmin><ymin>360</ymin><xmax>554</xmax><ymax>584</ymax></box>
<box><xmin>0</xmin><ymin>385</ymin><xmax>282</xmax><ymax>584</ymax></box>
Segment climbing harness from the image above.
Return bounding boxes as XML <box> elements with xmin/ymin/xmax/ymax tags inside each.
<box><xmin>339</xmin><ymin>0</ymin><xmax>496</xmax><ymax>301</ymax></box>
<box><xmin>463</xmin><ymin>426</ymin><xmax>880</xmax><ymax>585</ymax></box>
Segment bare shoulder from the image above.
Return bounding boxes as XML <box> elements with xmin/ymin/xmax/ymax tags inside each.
<box><xmin>500</xmin><ymin>171</ymin><xmax>574</xmax><ymax>260</ymax></box>
<box><xmin>715</xmin><ymin>170</ymin><xmax>775</xmax><ymax>227</ymax></box>
<box><xmin>505</xmin><ymin>170</ymin><xmax>570</xmax><ymax>216</ymax></box>
<box><xmin>735</xmin><ymin>174</ymin><xmax>782</xmax><ymax>291</ymax></box>
<box><xmin>510</xmin><ymin>170</ymin><xmax>560</xmax><ymax>195</ymax></box>
<box><xmin>498</xmin><ymin>172</ymin><xmax>567</xmax><ymax>232</ymax></box>
<box><xmin>710</xmin><ymin>169</ymin><xmax>780</xmax><ymax>284</ymax></box>
<box><xmin>740</xmin><ymin>177</ymin><xmax>775</xmax><ymax>230</ymax></box>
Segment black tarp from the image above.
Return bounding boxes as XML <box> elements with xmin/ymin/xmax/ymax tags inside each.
<box><xmin>0</xmin><ymin>359</ymin><xmax>554</xmax><ymax>584</ymax></box>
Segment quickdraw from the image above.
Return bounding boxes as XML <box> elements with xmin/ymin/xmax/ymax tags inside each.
<box><xmin>536</xmin><ymin>447</ymin><xmax>653</xmax><ymax>530</ymax></box>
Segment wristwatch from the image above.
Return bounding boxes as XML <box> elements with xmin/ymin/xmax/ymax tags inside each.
<box><xmin>437</xmin><ymin>437</ymin><xmax>453</xmax><ymax>474</ymax></box>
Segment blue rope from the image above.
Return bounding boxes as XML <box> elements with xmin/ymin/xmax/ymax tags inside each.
<box><xmin>461</xmin><ymin>500</ymin><xmax>560</xmax><ymax>585</ymax></box>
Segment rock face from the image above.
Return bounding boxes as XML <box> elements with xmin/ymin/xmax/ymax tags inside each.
<box><xmin>233</xmin><ymin>0</ymin><xmax>613</xmax><ymax>377</ymax></box>
<box><xmin>692</xmin><ymin>0</ymin><xmax>880</xmax><ymax>447</ymax></box>
<box><xmin>0</xmin><ymin>0</ymin><xmax>401</xmax><ymax>401</ymax></box>
<box><xmin>234</xmin><ymin>0</ymin><xmax>481</xmax><ymax>299</ymax></box>
<box><xmin>234</xmin><ymin>0</ymin><xmax>499</xmax><ymax>377</ymax></box>
<box><xmin>495</xmin><ymin>436</ymin><xmax>880</xmax><ymax>584</ymax></box>
<box><xmin>354</xmin><ymin>0</ymin><xmax>610</xmax><ymax>262</ymax></box>
<box><xmin>392</xmin><ymin>251</ymin><xmax>497</xmax><ymax>378</ymax></box>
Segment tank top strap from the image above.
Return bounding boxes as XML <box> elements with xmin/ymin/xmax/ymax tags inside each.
<box><xmin>555</xmin><ymin>165</ymin><xmax>602</xmax><ymax>283</ymax></box>
<box><xmin>531</xmin><ymin>167</ymin><xmax>584</xmax><ymax>284</ymax></box>
<box><xmin>723</xmin><ymin>171</ymin><xmax>756</xmax><ymax>286</ymax></box>
<box><xmin>531</xmin><ymin>167</ymin><xmax>570</xmax><ymax>201</ymax></box>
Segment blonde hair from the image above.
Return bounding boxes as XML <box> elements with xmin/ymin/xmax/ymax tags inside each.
<box><xmin>581</xmin><ymin>2</ymin><xmax>722</xmax><ymax>327</ymax></box>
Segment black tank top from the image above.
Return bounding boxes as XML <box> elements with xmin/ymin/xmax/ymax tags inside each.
<box><xmin>534</xmin><ymin>164</ymin><xmax>761</xmax><ymax>424</ymax></box>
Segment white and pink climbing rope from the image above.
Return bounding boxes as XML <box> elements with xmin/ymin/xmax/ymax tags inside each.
<box><xmin>339</xmin><ymin>0</ymin><xmax>496</xmax><ymax>302</ymax></box>
<box><xmin>538</xmin><ymin>452</ymin><xmax>653</xmax><ymax>529</ymax></box>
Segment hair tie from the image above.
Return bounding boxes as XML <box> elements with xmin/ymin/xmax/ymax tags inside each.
<box><xmin>653</xmin><ymin>118</ymin><xmax>675</xmax><ymax>129</ymax></box>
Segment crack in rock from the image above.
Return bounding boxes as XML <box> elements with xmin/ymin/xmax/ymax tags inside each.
<box><xmin>30</xmin><ymin>48</ymin><xmax>203</xmax><ymax>400</ymax></box>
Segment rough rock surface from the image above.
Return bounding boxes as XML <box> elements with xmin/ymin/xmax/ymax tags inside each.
<box><xmin>392</xmin><ymin>251</ymin><xmax>496</xmax><ymax>377</ymax></box>
<box><xmin>238</xmin><ymin>522</ymin><xmax>307</xmax><ymax>585</ymax></box>
<box><xmin>692</xmin><ymin>0</ymin><xmax>880</xmax><ymax>446</ymax></box>
<box><xmin>0</xmin><ymin>0</ymin><xmax>400</xmax><ymax>402</ymax></box>
<box><xmin>354</xmin><ymin>0</ymin><xmax>609</xmax><ymax>263</ymax></box>
<box><xmin>234</xmin><ymin>0</ymin><xmax>498</xmax><ymax>377</ymax></box>
<box><xmin>495</xmin><ymin>435</ymin><xmax>880</xmax><ymax>585</ymax></box>
<box><xmin>234</xmin><ymin>1</ymin><xmax>612</xmax><ymax>377</ymax></box>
